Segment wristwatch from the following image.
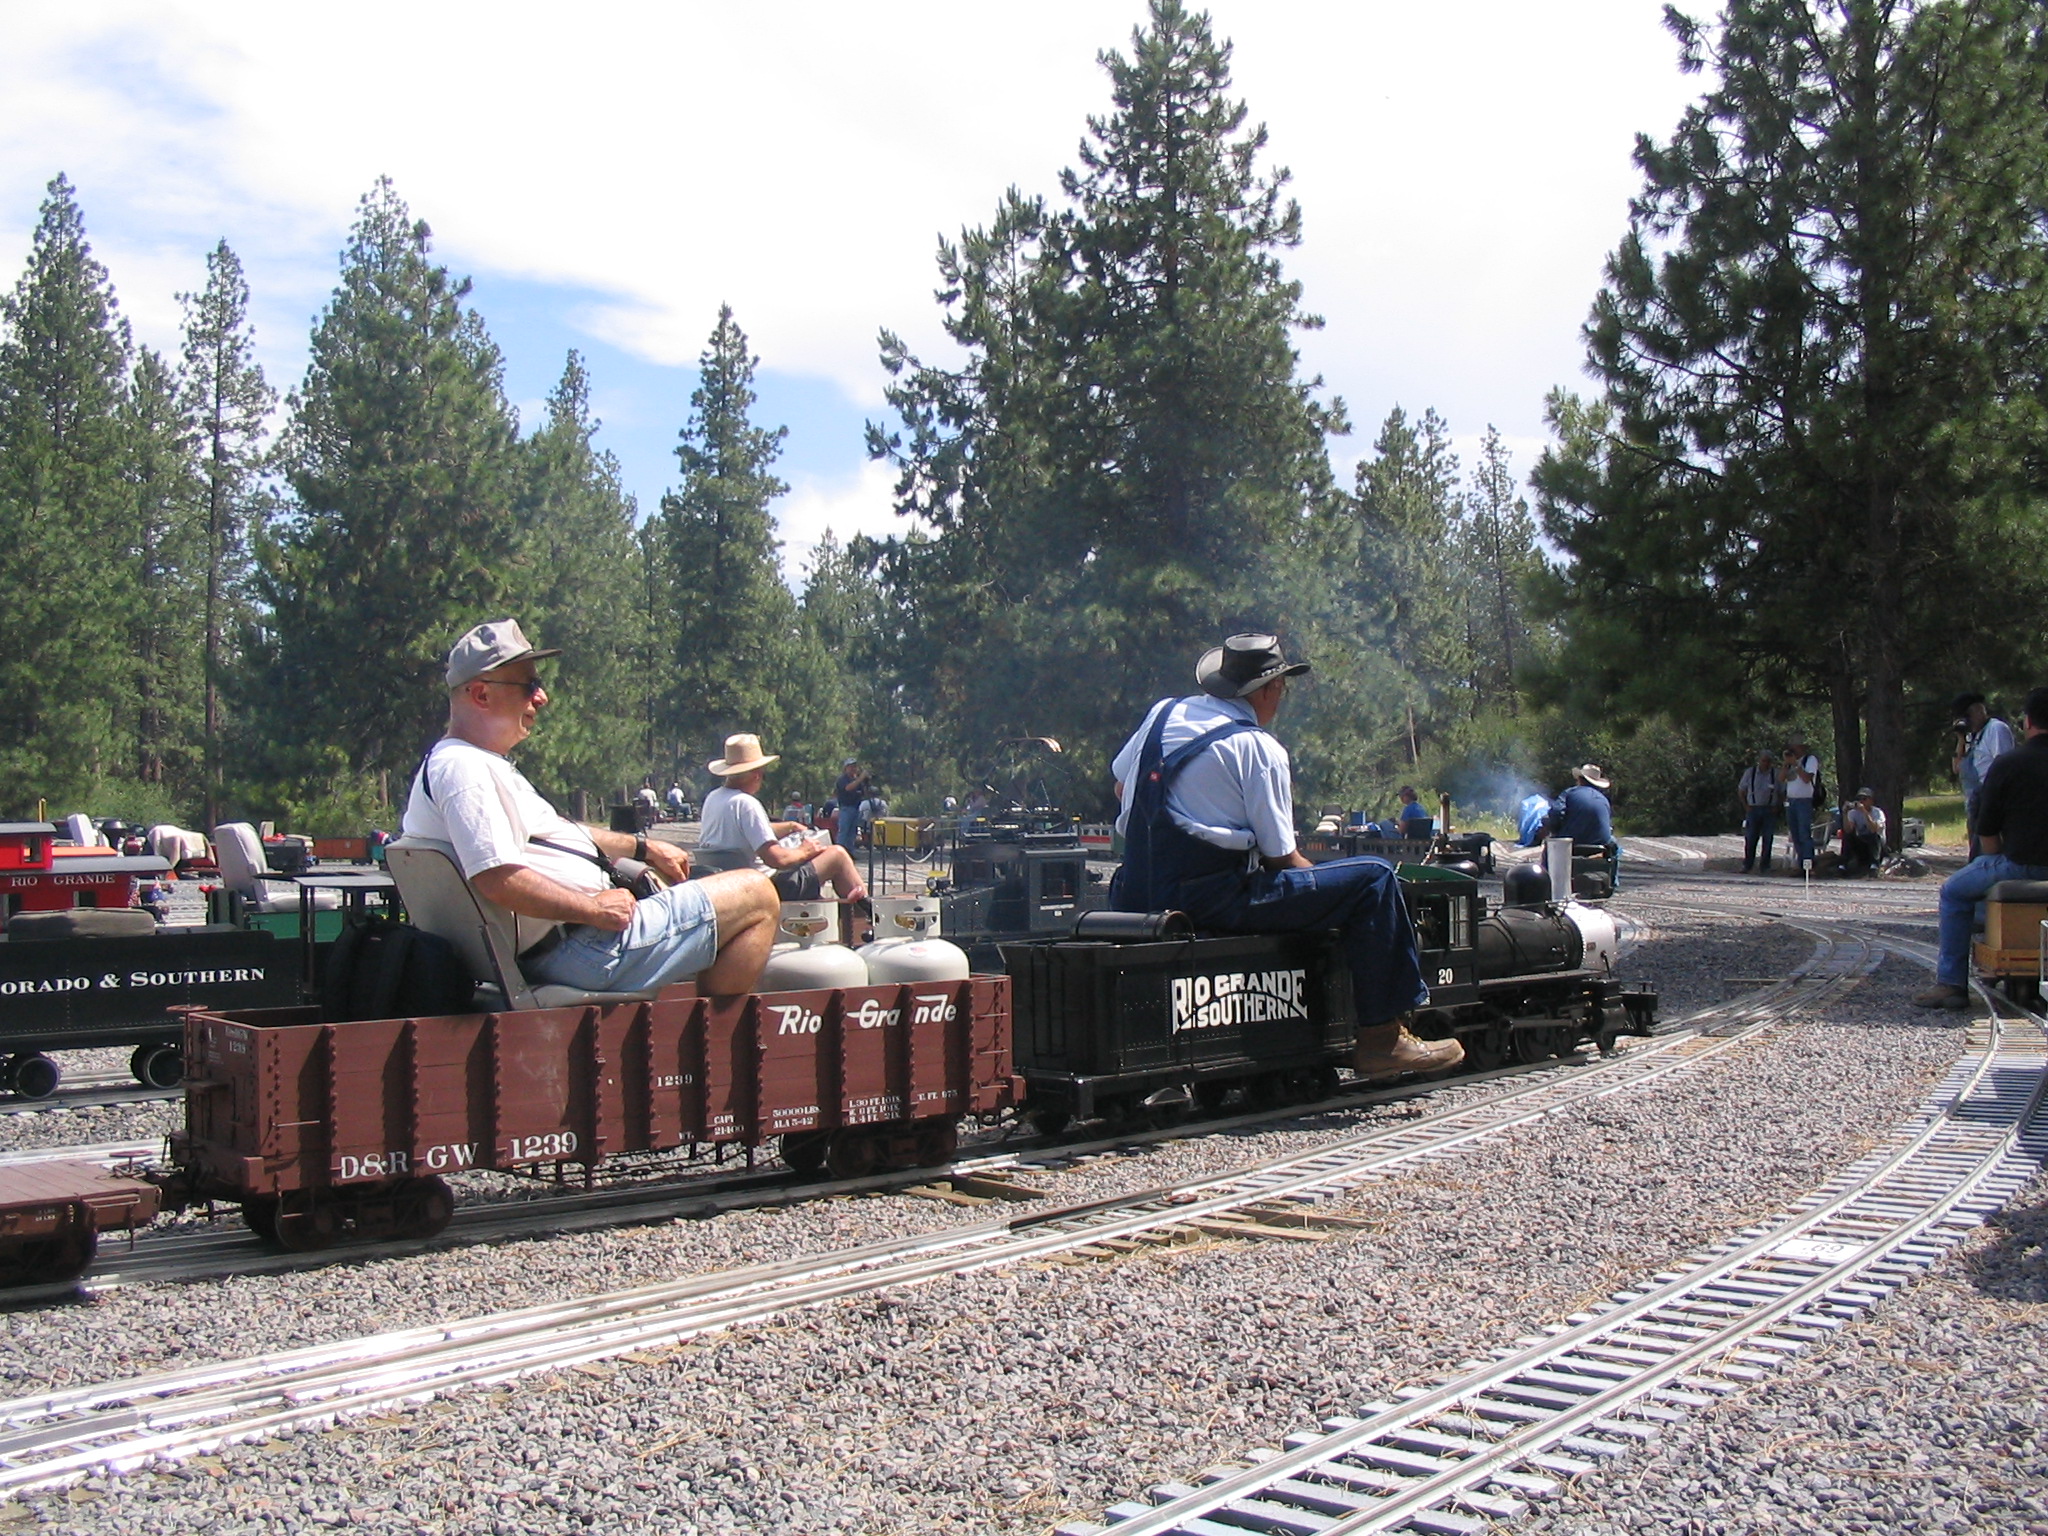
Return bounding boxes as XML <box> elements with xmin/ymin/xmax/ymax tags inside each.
<box><xmin>634</xmin><ymin>834</ymin><xmax>649</xmax><ymax>862</ymax></box>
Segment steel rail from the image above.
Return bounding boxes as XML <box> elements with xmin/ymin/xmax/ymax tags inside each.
<box><xmin>1064</xmin><ymin>1010</ymin><xmax>2042</xmax><ymax>1535</ymax></box>
<box><xmin>1053</xmin><ymin>902</ymin><xmax>2040</xmax><ymax>1535</ymax></box>
<box><xmin>0</xmin><ymin>926</ymin><xmax>1865</xmax><ymax>1493</ymax></box>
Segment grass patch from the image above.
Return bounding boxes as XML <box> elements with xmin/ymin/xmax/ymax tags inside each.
<box><xmin>1905</xmin><ymin>793</ymin><xmax>1967</xmax><ymax>848</ymax></box>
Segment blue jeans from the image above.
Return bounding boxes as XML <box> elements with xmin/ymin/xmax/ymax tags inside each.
<box><xmin>1936</xmin><ymin>854</ymin><xmax>2048</xmax><ymax>988</ymax></box>
<box><xmin>1786</xmin><ymin>799</ymin><xmax>1815</xmax><ymax>866</ymax></box>
<box><xmin>1174</xmin><ymin>856</ymin><xmax>1431</xmax><ymax>1028</ymax></box>
<box><xmin>835</xmin><ymin>806</ymin><xmax>861</xmax><ymax>850</ymax></box>
<box><xmin>529</xmin><ymin>880</ymin><xmax>719</xmax><ymax>994</ymax></box>
<box><xmin>1742</xmin><ymin>806</ymin><xmax>1778</xmax><ymax>869</ymax></box>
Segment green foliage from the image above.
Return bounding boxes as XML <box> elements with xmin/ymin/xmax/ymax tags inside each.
<box><xmin>122</xmin><ymin>345</ymin><xmax>205</xmax><ymax>795</ymax></box>
<box><xmin>179</xmin><ymin>240</ymin><xmax>275</xmax><ymax>828</ymax></box>
<box><xmin>869</xmin><ymin>0</ymin><xmax>1346</xmax><ymax>808</ymax></box>
<box><xmin>1536</xmin><ymin>0</ymin><xmax>2048</xmax><ymax>832</ymax></box>
<box><xmin>0</xmin><ymin>175</ymin><xmax>137</xmax><ymax>812</ymax></box>
<box><xmin>504</xmin><ymin>351</ymin><xmax>646</xmax><ymax>806</ymax></box>
<box><xmin>255</xmin><ymin>178</ymin><xmax>521</xmax><ymax>791</ymax></box>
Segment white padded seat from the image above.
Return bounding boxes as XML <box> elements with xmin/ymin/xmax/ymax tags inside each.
<box><xmin>385</xmin><ymin>837</ymin><xmax>659</xmax><ymax>1011</ymax></box>
<box><xmin>213</xmin><ymin>821</ymin><xmax>341</xmax><ymax>914</ymax></box>
<box><xmin>61</xmin><ymin>813</ymin><xmax>105</xmax><ymax>847</ymax></box>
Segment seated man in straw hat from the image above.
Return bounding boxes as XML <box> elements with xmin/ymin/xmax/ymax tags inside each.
<box><xmin>1108</xmin><ymin>631</ymin><xmax>1460</xmax><ymax>1081</ymax></box>
<box><xmin>698</xmin><ymin>734</ymin><xmax>868</xmax><ymax>905</ymax></box>
<box><xmin>403</xmin><ymin>621</ymin><xmax>779</xmax><ymax>996</ymax></box>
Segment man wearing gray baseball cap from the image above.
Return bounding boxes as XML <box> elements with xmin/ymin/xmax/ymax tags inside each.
<box><xmin>402</xmin><ymin>620</ymin><xmax>779</xmax><ymax>995</ymax></box>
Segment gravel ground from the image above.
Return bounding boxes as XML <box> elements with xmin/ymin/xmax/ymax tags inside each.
<box><xmin>3</xmin><ymin>874</ymin><xmax>2014</xmax><ymax>1535</ymax></box>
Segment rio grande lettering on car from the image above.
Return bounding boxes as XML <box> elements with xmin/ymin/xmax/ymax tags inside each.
<box><xmin>1169</xmin><ymin>967</ymin><xmax>1311</xmax><ymax>1031</ymax></box>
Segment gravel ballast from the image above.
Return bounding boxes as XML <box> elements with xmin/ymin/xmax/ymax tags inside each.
<box><xmin>2</xmin><ymin>871</ymin><xmax>2024</xmax><ymax>1535</ymax></box>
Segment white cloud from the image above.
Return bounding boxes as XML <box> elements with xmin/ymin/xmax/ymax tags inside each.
<box><xmin>775</xmin><ymin>460</ymin><xmax>913</xmax><ymax>589</ymax></box>
<box><xmin>0</xmin><ymin>1</ymin><xmax>1705</xmax><ymax>490</ymax></box>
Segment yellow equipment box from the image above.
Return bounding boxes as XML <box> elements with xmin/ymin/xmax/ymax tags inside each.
<box><xmin>872</xmin><ymin>816</ymin><xmax>936</xmax><ymax>849</ymax></box>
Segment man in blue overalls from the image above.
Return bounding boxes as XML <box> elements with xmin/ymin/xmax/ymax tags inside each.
<box><xmin>1108</xmin><ymin>633</ymin><xmax>1462</xmax><ymax>1080</ymax></box>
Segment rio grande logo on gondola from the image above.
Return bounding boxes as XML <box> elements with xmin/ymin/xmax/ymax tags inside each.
<box><xmin>1170</xmin><ymin>967</ymin><xmax>1310</xmax><ymax>1032</ymax></box>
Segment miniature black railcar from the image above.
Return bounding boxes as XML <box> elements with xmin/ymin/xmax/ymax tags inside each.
<box><xmin>1004</xmin><ymin>867</ymin><xmax>1656</xmax><ymax>1131</ymax></box>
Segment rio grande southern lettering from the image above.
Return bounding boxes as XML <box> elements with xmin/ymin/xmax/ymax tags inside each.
<box><xmin>1171</xmin><ymin>968</ymin><xmax>1309</xmax><ymax>1032</ymax></box>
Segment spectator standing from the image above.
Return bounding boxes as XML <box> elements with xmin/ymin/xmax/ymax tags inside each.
<box><xmin>1783</xmin><ymin>736</ymin><xmax>1820</xmax><ymax>868</ymax></box>
<box><xmin>1952</xmin><ymin>692</ymin><xmax>2015</xmax><ymax>858</ymax></box>
<box><xmin>1914</xmin><ymin>686</ymin><xmax>2048</xmax><ymax>1009</ymax></box>
<box><xmin>1737</xmin><ymin>750</ymin><xmax>1781</xmax><ymax>874</ymax></box>
<box><xmin>665</xmin><ymin>782</ymin><xmax>688</xmax><ymax>820</ymax></box>
<box><xmin>832</xmin><ymin>758</ymin><xmax>870</xmax><ymax>851</ymax></box>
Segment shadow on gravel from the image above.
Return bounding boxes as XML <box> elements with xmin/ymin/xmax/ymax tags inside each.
<box><xmin>1958</xmin><ymin>1173</ymin><xmax>2048</xmax><ymax>1305</ymax></box>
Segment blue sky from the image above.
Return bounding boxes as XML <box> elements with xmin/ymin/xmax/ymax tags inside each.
<box><xmin>1</xmin><ymin>1</ymin><xmax>1703</xmax><ymax>584</ymax></box>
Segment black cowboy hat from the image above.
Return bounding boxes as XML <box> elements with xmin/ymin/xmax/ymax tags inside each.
<box><xmin>1197</xmin><ymin>633</ymin><xmax>1311</xmax><ymax>699</ymax></box>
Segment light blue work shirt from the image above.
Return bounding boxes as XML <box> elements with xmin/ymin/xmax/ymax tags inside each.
<box><xmin>1111</xmin><ymin>695</ymin><xmax>1297</xmax><ymax>859</ymax></box>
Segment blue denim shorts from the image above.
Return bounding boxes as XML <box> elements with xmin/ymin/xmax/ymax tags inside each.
<box><xmin>528</xmin><ymin>880</ymin><xmax>719</xmax><ymax>994</ymax></box>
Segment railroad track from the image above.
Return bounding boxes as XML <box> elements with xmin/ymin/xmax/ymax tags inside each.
<box><xmin>0</xmin><ymin>920</ymin><xmax>1869</xmax><ymax>1494</ymax></box>
<box><xmin>1041</xmin><ymin>895</ymin><xmax>2042</xmax><ymax>1536</ymax></box>
<box><xmin>1</xmin><ymin>1077</ymin><xmax>176</xmax><ymax>1116</ymax></box>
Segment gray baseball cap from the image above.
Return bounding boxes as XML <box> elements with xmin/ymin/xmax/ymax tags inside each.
<box><xmin>445</xmin><ymin>620</ymin><xmax>561</xmax><ymax>688</ymax></box>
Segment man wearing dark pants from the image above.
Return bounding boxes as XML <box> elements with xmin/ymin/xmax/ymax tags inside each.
<box><xmin>1108</xmin><ymin>632</ymin><xmax>1458</xmax><ymax>1080</ymax></box>
<box><xmin>1914</xmin><ymin>685</ymin><xmax>2048</xmax><ymax>1010</ymax></box>
<box><xmin>1737</xmin><ymin>750</ymin><xmax>1780</xmax><ymax>873</ymax></box>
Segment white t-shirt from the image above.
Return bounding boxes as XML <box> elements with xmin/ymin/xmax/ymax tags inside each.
<box><xmin>401</xmin><ymin>739</ymin><xmax>608</xmax><ymax>895</ymax></box>
<box><xmin>1784</xmin><ymin>754</ymin><xmax>1819</xmax><ymax>801</ymax></box>
<box><xmin>698</xmin><ymin>786</ymin><xmax>777</xmax><ymax>870</ymax></box>
<box><xmin>1971</xmin><ymin>717</ymin><xmax>2015</xmax><ymax>782</ymax></box>
<box><xmin>1110</xmin><ymin>695</ymin><xmax>1297</xmax><ymax>859</ymax></box>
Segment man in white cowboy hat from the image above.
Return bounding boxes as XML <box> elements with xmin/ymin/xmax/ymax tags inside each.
<box><xmin>1548</xmin><ymin>764</ymin><xmax>1613</xmax><ymax>847</ymax></box>
<box><xmin>698</xmin><ymin>734</ymin><xmax>869</xmax><ymax>904</ymax></box>
<box><xmin>402</xmin><ymin>621</ymin><xmax>780</xmax><ymax>996</ymax></box>
<box><xmin>1107</xmin><ymin>631</ymin><xmax>1460</xmax><ymax>1080</ymax></box>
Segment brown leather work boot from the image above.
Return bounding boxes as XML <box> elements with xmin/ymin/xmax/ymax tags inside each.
<box><xmin>1354</xmin><ymin>1019</ymin><xmax>1466</xmax><ymax>1080</ymax></box>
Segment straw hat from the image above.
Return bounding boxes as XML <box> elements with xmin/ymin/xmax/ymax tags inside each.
<box><xmin>707</xmin><ymin>734</ymin><xmax>780</xmax><ymax>777</ymax></box>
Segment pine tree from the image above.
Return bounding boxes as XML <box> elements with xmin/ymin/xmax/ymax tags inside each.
<box><xmin>1459</xmin><ymin>427</ymin><xmax>1539</xmax><ymax>717</ymax></box>
<box><xmin>122</xmin><ymin>346</ymin><xmax>204</xmax><ymax>793</ymax></box>
<box><xmin>257</xmin><ymin>179</ymin><xmax>520</xmax><ymax>807</ymax></box>
<box><xmin>656</xmin><ymin>306</ymin><xmax>798</xmax><ymax>770</ymax></box>
<box><xmin>0</xmin><ymin>175</ymin><xmax>135</xmax><ymax>808</ymax></box>
<box><xmin>869</xmin><ymin>0</ymin><xmax>1344</xmax><ymax>804</ymax></box>
<box><xmin>505</xmin><ymin>351</ymin><xmax>645</xmax><ymax>804</ymax></box>
<box><xmin>1536</xmin><ymin>0</ymin><xmax>2048</xmax><ymax>825</ymax></box>
<box><xmin>1353</xmin><ymin>406</ymin><xmax>1472</xmax><ymax>757</ymax></box>
<box><xmin>179</xmin><ymin>240</ymin><xmax>275</xmax><ymax>829</ymax></box>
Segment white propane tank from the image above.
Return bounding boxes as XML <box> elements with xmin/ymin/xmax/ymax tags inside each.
<box><xmin>759</xmin><ymin>901</ymin><xmax>870</xmax><ymax>990</ymax></box>
<box><xmin>861</xmin><ymin>896</ymin><xmax>971</xmax><ymax>984</ymax></box>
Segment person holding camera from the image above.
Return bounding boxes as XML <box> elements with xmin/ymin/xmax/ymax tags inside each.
<box><xmin>832</xmin><ymin>758</ymin><xmax>871</xmax><ymax>851</ymax></box>
<box><xmin>1841</xmin><ymin>788</ymin><xmax>1887</xmax><ymax>876</ymax></box>
<box><xmin>1782</xmin><ymin>735</ymin><xmax>1821</xmax><ymax>868</ymax></box>
<box><xmin>1952</xmin><ymin>692</ymin><xmax>2015</xmax><ymax>858</ymax></box>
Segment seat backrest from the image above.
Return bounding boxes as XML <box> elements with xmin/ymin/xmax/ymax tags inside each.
<box><xmin>63</xmin><ymin>813</ymin><xmax>101</xmax><ymax>846</ymax></box>
<box><xmin>211</xmin><ymin>822</ymin><xmax>269</xmax><ymax>897</ymax></box>
<box><xmin>384</xmin><ymin>838</ymin><xmax>538</xmax><ymax>1010</ymax></box>
<box><xmin>691</xmin><ymin>845</ymin><xmax>754</xmax><ymax>876</ymax></box>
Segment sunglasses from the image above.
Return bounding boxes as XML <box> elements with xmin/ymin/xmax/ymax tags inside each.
<box><xmin>477</xmin><ymin>676</ymin><xmax>545</xmax><ymax>696</ymax></box>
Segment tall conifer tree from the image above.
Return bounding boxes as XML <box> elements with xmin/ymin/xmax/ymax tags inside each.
<box><xmin>1536</xmin><ymin>0</ymin><xmax>2048</xmax><ymax>824</ymax></box>
<box><xmin>507</xmin><ymin>352</ymin><xmax>645</xmax><ymax>803</ymax></box>
<box><xmin>122</xmin><ymin>346</ymin><xmax>204</xmax><ymax>792</ymax></box>
<box><xmin>258</xmin><ymin>179</ymin><xmax>519</xmax><ymax>805</ymax></box>
<box><xmin>0</xmin><ymin>175</ymin><xmax>135</xmax><ymax>808</ymax></box>
<box><xmin>179</xmin><ymin>240</ymin><xmax>274</xmax><ymax>828</ymax></box>
<box><xmin>657</xmin><ymin>306</ymin><xmax>797</xmax><ymax>769</ymax></box>
<box><xmin>870</xmin><ymin>0</ymin><xmax>1345</xmax><ymax>803</ymax></box>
